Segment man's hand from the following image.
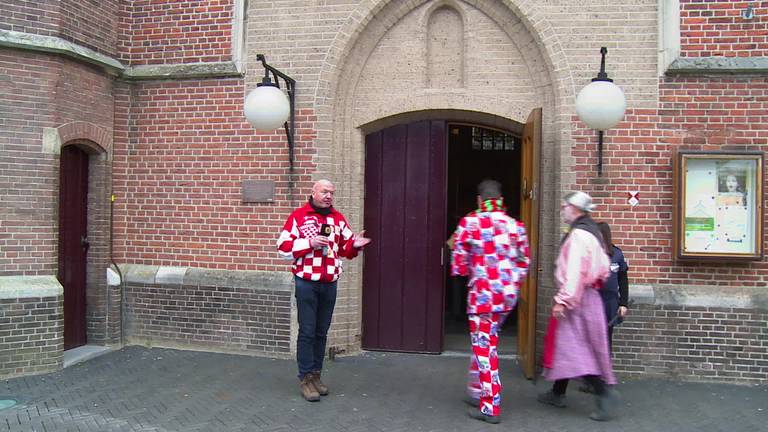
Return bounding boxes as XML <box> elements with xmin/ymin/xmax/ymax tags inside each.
<box><xmin>310</xmin><ymin>236</ymin><xmax>329</xmax><ymax>249</ymax></box>
<box><xmin>353</xmin><ymin>230</ymin><xmax>371</xmax><ymax>248</ymax></box>
<box><xmin>618</xmin><ymin>306</ymin><xmax>628</xmax><ymax>318</ymax></box>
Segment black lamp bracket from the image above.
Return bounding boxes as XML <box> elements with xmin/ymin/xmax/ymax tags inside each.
<box><xmin>256</xmin><ymin>54</ymin><xmax>296</xmax><ymax>171</ymax></box>
<box><xmin>593</xmin><ymin>47</ymin><xmax>613</xmax><ymax>83</ymax></box>
<box><xmin>592</xmin><ymin>47</ymin><xmax>612</xmax><ymax>176</ymax></box>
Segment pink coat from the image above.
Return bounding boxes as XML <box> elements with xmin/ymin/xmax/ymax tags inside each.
<box><xmin>543</xmin><ymin>228</ymin><xmax>616</xmax><ymax>384</ymax></box>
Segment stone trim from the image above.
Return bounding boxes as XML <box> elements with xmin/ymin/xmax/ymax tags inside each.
<box><xmin>666</xmin><ymin>57</ymin><xmax>768</xmax><ymax>75</ymax></box>
<box><xmin>0</xmin><ymin>276</ymin><xmax>63</xmax><ymax>299</ymax></box>
<box><xmin>0</xmin><ymin>29</ymin><xmax>243</xmax><ymax>81</ymax></box>
<box><xmin>0</xmin><ymin>29</ymin><xmax>124</xmax><ymax>73</ymax></box>
<box><xmin>43</xmin><ymin>122</ymin><xmax>113</xmax><ymax>156</ymax></box>
<box><xmin>123</xmin><ymin>62</ymin><xmax>243</xmax><ymax>81</ymax></box>
<box><xmin>120</xmin><ymin>264</ymin><xmax>294</xmax><ymax>292</ymax></box>
<box><xmin>631</xmin><ymin>284</ymin><xmax>768</xmax><ymax>309</ymax></box>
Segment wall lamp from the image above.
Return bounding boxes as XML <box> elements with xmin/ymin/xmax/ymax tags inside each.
<box><xmin>244</xmin><ymin>54</ymin><xmax>296</xmax><ymax>171</ymax></box>
<box><xmin>575</xmin><ymin>47</ymin><xmax>626</xmax><ymax>176</ymax></box>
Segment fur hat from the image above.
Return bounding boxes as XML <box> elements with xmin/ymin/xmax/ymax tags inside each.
<box><xmin>564</xmin><ymin>191</ymin><xmax>596</xmax><ymax>213</ymax></box>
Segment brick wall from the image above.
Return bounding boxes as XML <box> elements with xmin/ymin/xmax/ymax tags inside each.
<box><xmin>112</xmin><ymin>78</ymin><xmax>316</xmax><ymax>269</ymax></box>
<box><xmin>122</xmin><ymin>265</ymin><xmax>292</xmax><ymax>355</ymax></box>
<box><xmin>612</xmin><ymin>285</ymin><xmax>768</xmax><ymax>383</ymax></box>
<box><xmin>0</xmin><ymin>276</ymin><xmax>63</xmax><ymax>379</ymax></box>
<box><xmin>0</xmin><ymin>50</ymin><xmax>116</xmax><ymax>277</ymax></box>
<box><xmin>576</xmin><ymin>76</ymin><xmax>768</xmax><ymax>288</ymax></box>
<box><xmin>680</xmin><ymin>0</ymin><xmax>768</xmax><ymax>57</ymax></box>
<box><xmin>59</xmin><ymin>0</ymin><xmax>120</xmax><ymax>57</ymax></box>
<box><xmin>0</xmin><ymin>50</ymin><xmax>60</xmax><ymax>276</ymax></box>
<box><xmin>1</xmin><ymin>0</ymin><xmax>767</xmax><ymax>383</ymax></box>
<box><xmin>0</xmin><ymin>1</ymin><xmax>59</xmax><ymax>37</ymax></box>
<box><xmin>0</xmin><ymin>0</ymin><xmax>120</xmax><ymax>58</ymax></box>
<box><xmin>118</xmin><ymin>0</ymin><xmax>234</xmax><ymax>65</ymax></box>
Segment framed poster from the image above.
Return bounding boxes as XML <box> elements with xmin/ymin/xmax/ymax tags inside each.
<box><xmin>673</xmin><ymin>151</ymin><xmax>764</xmax><ymax>261</ymax></box>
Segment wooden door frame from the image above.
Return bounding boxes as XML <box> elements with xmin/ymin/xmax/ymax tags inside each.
<box><xmin>517</xmin><ymin>108</ymin><xmax>542</xmax><ymax>378</ymax></box>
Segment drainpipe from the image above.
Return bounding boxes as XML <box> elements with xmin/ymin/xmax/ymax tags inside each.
<box><xmin>109</xmin><ymin>192</ymin><xmax>125</xmax><ymax>346</ymax></box>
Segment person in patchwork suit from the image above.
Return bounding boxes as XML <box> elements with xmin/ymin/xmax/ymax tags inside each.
<box><xmin>450</xmin><ymin>179</ymin><xmax>530</xmax><ymax>424</ymax></box>
<box><xmin>277</xmin><ymin>179</ymin><xmax>371</xmax><ymax>401</ymax></box>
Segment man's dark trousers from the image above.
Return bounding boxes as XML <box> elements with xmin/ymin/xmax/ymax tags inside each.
<box><xmin>294</xmin><ymin>276</ymin><xmax>337</xmax><ymax>379</ymax></box>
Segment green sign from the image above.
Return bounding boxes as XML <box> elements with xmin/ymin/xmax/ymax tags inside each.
<box><xmin>685</xmin><ymin>217</ymin><xmax>714</xmax><ymax>231</ymax></box>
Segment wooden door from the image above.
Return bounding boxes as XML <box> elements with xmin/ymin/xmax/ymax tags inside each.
<box><xmin>362</xmin><ymin>120</ymin><xmax>447</xmax><ymax>353</ymax></box>
<box><xmin>58</xmin><ymin>145</ymin><xmax>89</xmax><ymax>350</ymax></box>
<box><xmin>517</xmin><ymin>108</ymin><xmax>542</xmax><ymax>378</ymax></box>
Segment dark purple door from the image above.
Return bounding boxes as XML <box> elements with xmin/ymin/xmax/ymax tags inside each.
<box><xmin>58</xmin><ymin>145</ymin><xmax>89</xmax><ymax>350</ymax></box>
<box><xmin>362</xmin><ymin>120</ymin><xmax>447</xmax><ymax>353</ymax></box>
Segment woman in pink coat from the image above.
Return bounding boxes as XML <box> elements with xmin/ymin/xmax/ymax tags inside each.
<box><xmin>537</xmin><ymin>191</ymin><xmax>618</xmax><ymax>421</ymax></box>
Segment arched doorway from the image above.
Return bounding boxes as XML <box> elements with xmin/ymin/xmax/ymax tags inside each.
<box><xmin>361</xmin><ymin>110</ymin><xmax>541</xmax><ymax>377</ymax></box>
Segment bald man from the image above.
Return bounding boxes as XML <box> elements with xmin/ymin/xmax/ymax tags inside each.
<box><xmin>277</xmin><ymin>180</ymin><xmax>371</xmax><ymax>401</ymax></box>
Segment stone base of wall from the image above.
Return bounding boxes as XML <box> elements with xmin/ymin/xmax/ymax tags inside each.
<box><xmin>613</xmin><ymin>284</ymin><xmax>768</xmax><ymax>384</ymax></box>
<box><xmin>122</xmin><ymin>265</ymin><xmax>292</xmax><ymax>357</ymax></box>
<box><xmin>0</xmin><ymin>276</ymin><xmax>63</xmax><ymax>379</ymax></box>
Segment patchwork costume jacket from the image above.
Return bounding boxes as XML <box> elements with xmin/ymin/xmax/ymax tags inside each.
<box><xmin>277</xmin><ymin>202</ymin><xmax>359</xmax><ymax>282</ymax></box>
<box><xmin>451</xmin><ymin>199</ymin><xmax>530</xmax><ymax>315</ymax></box>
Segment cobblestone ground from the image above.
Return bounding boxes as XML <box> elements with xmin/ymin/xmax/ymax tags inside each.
<box><xmin>0</xmin><ymin>346</ymin><xmax>765</xmax><ymax>431</ymax></box>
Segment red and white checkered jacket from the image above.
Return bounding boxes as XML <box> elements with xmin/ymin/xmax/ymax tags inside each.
<box><xmin>277</xmin><ymin>202</ymin><xmax>360</xmax><ymax>282</ymax></box>
<box><xmin>451</xmin><ymin>199</ymin><xmax>530</xmax><ymax>315</ymax></box>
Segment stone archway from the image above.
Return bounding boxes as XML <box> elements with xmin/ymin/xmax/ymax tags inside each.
<box><xmin>312</xmin><ymin>0</ymin><xmax>571</xmax><ymax>353</ymax></box>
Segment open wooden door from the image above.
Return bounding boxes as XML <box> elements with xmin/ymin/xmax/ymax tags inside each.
<box><xmin>362</xmin><ymin>120</ymin><xmax>447</xmax><ymax>353</ymax></box>
<box><xmin>517</xmin><ymin>108</ymin><xmax>541</xmax><ymax>378</ymax></box>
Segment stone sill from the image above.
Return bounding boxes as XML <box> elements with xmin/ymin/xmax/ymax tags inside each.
<box><xmin>666</xmin><ymin>56</ymin><xmax>768</xmax><ymax>76</ymax></box>
<box><xmin>631</xmin><ymin>283</ymin><xmax>768</xmax><ymax>309</ymax></box>
<box><xmin>119</xmin><ymin>264</ymin><xmax>294</xmax><ymax>292</ymax></box>
<box><xmin>0</xmin><ymin>276</ymin><xmax>62</xmax><ymax>299</ymax></box>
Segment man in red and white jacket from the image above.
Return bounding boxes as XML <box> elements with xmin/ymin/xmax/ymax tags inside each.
<box><xmin>451</xmin><ymin>179</ymin><xmax>529</xmax><ymax>424</ymax></box>
<box><xmin>277</xmin><ymin>179</ymin><xmax>371</xmax><ymax>402</ymax></box>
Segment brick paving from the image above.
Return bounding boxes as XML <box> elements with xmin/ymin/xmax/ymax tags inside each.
<box><xmin>0</xmin><ymin>346</ymin><xmax>765</xmax><ymax>431</ymax></box>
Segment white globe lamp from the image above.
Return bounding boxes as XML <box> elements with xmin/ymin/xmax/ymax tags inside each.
<box><xmin>575</xmin><ymin>80</ymin><xmax>626</xmax><ymax>131</ymax></box>
<box><xmin>575</xmin><ymin>47</ymin><xmax>626</xmax><ymax>176</ymax></box>
<box><xmin>243</xmin><ymin>54</ymin><xmax>296</xmax><ymax>171</ymax></box>
<box><xmin>244</xmin><ymin>84</ymin><xmax>290</xmax><ymax>131</ymax></box>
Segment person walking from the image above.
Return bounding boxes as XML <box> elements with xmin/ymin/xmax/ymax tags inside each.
<box><xmin>277</xmin><ymin>179</ymin><xmax>371</xmax><ymax>402</ymax></box>
<box><xmin>597</xmin><ymin>221</ymin><xmax>629</xmax><ymax>352</ymax></box>
<box><xmin>450</xmin><ymin>179</ymin><xmax>530</xmax><ymax>424</ymax></box>
<box><xmin>537</xmin><ymin>191</ymin><xmax>617</xmax><ymax>421</ymax></box>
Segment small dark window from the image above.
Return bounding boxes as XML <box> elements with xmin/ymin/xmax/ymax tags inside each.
<box><xmin>471</xmin><ymin>127</ymin><xmax>516</xmax><ymax>152</ymax></box>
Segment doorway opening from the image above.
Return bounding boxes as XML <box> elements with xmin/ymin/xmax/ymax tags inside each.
<box><xmin>443</xmin><ymin>123</ymin><xmax>522</xmax><ymax>355</ymax></box>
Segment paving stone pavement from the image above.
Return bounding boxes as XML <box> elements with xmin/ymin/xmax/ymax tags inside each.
<box><xmin>0</xmin><ymin>346</ymin><xmax>766</xmax><ymax>431</ymax></box>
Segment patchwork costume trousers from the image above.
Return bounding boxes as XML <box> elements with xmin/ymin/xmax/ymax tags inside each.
<box><xmin>467</xmin><ymin>312</ymin><xmax>508</xmax><ymax>416</ymax></box>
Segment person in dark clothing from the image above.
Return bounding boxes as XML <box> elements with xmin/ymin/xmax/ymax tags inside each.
<box><xmin>596</xmin><ymin>222</ymin><xmax>629</xmax><ymax>351</ymax></box>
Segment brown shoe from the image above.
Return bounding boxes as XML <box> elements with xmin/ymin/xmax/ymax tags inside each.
<box><xmin>300</xmin><ymin>375</ymin><xmax>320</xmax><ymax>401</ymax></box>
<box><xmin>310</xmin><ymin>371</ymin><xmax>329</xmax><ymax>396</ymax></box>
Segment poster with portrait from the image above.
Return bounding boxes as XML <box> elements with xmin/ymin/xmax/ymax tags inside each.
<box><xmin>674</xmin><ymin>152</ymin><xmax>763</xmax><ymax>261</ymax></box>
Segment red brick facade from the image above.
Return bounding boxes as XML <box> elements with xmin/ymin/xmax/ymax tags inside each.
<box><xmin>112</xmin><ymin>79</ymin><xmax>317</xmax><ymax>269</ymax></box>
<box><xmin>579</xmin><ymin>74</ymin><xmax>768</xmax><ymax>287</ymax></box>
<box><xmin>118</xmin><ymin>0</ymin><xmax>233</xmax><ymax>65</ymax></box>
<box><xmin>0</xmin><ymin>1</ymin><xmax>766</xmax><ymax>382</ymax></box>
<box><xmin>680</xmin><ymin>0</ymin><xmax>768</xmax><ymax>57</ymax></box>
<box><xmin>0</xmin><ymin>294</ymin><xmax>63</xmax><ymax>378</ymax></box>
<box><xmin>0</xmin><ymin>0</ymin><xmax>120</xmax><ymax>57</ymax></box>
